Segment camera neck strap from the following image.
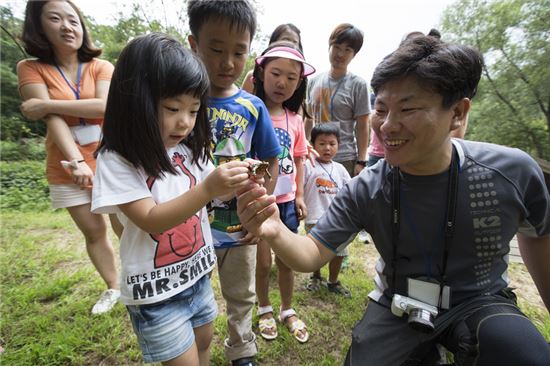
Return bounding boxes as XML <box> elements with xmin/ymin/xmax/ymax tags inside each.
<box><xmin>390</xmin><ymin>144</ymin><xmax>459</xmax><ymax>295</ymax></box>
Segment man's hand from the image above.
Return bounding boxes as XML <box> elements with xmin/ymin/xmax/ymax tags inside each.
<box><xmin>236</xmin><ymin>182</ymin><xmax>280</xmax><ymax>240</ymax></box>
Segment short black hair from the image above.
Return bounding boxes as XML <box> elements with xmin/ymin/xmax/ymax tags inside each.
<box><xmin>329</xmin><ymin>23</ymin><xmax>364</xmax><ymax>54</ymax></box>
<box><xmin>427</xmin><ymin>29</ymin><xmax>442</xmax><ymax>39</ymax></box>
<box><xmin>253</xmin><ymin>41</ymin><xmax>308</xmax><ymax>114</ymax></box>
<box><xmin>371</xmin><ymin>35</ymin><xmax>483</xmax><ymax>108</ymax></box>
<box><xmin>400</xmin><ymin>28</ymin><xmax>441</xmax><ymax>46</ymax></box>
<box><xmin>311</xmin><ymin>123</ymin><xmax>340</xmax><ymax>144</ymax></box>
<box><xmin>98</xmin><ymin>33</ymin><xmax>211</xmax><ymax>179</ymax></box>
<box><xmin>269</xmin><ymin>23</ymin><xmax>303</xmax><ymax>52</ymax></box>
<box><xmin>187</xmin><ymin>0</ymin><xmax>257</xmax><ymax>41</ymax></box>
<box><xmin>21</xmin><ymin>0</ymin><xmax>101</xmax><ymax>65</ymax></box>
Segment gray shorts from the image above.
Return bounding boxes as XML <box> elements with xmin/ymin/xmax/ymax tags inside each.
<box><xmin>345</xmin><ymin>295</ymin><xmax>550</xmax><ymax>366</ymax></box>
<box><xmin>346</xmin><ymin>300</ymin><xmax>435</xmax><ymax>365</ymax></box>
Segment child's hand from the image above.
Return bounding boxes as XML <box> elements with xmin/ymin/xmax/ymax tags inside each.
<box><xmin>295</xmin><ymin>197</ymin><xmax>307</xmax><ymax>220</ymax></box>
<box><xmin>306</xmin><ymin>143</ymin><xmax>319</xmax><ymax>167</ymax></box>
<box><xmin>205</xmin><ymin>160</ymin><xmax>250</xmax><ymax>199</ymax></box>
<box><xmin>238</xmin><ymin>229</ymin><xmax>260</xmax><ymax>245</ymax></box>
<box><xmin>354</xmin><ymin>164</ymin><xmax>366</xmax><ymax>176</ymax></box>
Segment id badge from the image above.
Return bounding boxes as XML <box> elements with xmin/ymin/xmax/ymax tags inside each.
<box><xmin>408</xmin><ymin>277</ymin><xmax>451</xmax><ymax>309</ymax></box>
<box><xmin>70</xmin><ymin>124</ymin><xmax>102</xmax><ymax>146</ymax></box>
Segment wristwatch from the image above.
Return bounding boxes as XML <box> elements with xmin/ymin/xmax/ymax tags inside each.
<box><xmin>356</xmin><ymin>160</ymin><xmax>367</xmax><ymax>167</ymax></box>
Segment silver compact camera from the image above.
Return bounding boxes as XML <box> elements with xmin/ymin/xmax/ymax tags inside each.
<box><xmin>391</xmin><ymin>294</ymin><xmax>439</xmax><ymax>333</ymax></box>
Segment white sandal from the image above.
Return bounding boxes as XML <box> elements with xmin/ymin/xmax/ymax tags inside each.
<box><xmin>279</xmin><ymin>308</ymin><xmax>309</xmax><ymax>343</ymax></box>
<box><xmin>258</xmin><ymin>305</ymin><xmax>278</xmax><ymax>340</ymax></box>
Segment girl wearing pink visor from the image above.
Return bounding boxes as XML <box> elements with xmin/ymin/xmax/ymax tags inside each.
<box><xmin>252</xmin><ymin>41</ymin><xmax>315</xmax><ymax>344</ymax></box>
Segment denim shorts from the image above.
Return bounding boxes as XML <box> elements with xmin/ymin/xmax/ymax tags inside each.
<box><xmin>126</xmin><ymin>275</ymin><xmax>218</xmax><ymax>363</ymax></box>
<box><xmin>278</xmin><ymin>200</ymin><xmax>299</xmax><ymax>233</ymax></box>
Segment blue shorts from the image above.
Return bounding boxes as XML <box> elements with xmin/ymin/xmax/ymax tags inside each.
<box><xmin>126</xmin><ymin>275</ymin><xmax>218</xmax><ymax>363</ymax></box>
<box><xmin>278</xmin><ymin>200</ymin><xmax>299</xmax><ymax>233</ymax></box>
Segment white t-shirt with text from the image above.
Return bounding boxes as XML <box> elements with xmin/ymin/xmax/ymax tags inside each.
<box><xmin>92</xmin><ymin>145</ymin><xmax>215</xmax><ymax>305</ymax></box>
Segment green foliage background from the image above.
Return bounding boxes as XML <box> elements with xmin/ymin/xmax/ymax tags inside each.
<box><xmin>1</xmin><ymin>0</ymin><xmax>548</xmax><ymax>158</ymax></box>
<box><xmin>441</xmin><ymin>0</ymin><xmax>550</xmax><ymax>159</ymax></box>
<box><xmin>2</xmin><ymin>0</ymin><xmax>546</xmax><ymax>215</ymax></box>
<box><xmin>0</xmin><ymin>0</ymin><xmax>266</xmax><ymax>142</ymax></box>
<box><xmin>0</xmin><ymin>0</ymin><xmax>549</xmax><ymax>363</ymax></box>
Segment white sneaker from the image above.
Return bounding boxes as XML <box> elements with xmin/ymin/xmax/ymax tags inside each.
<box><xmin>91</xmin><ymin>289</ymin><xmax>120</xmax><ymax>314</ymax></box>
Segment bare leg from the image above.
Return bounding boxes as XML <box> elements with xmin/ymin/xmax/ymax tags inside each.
<box><xmin>109</xmin><ymin>213</ymin><xmax>123</xmax><ymax>239</ymax></box>
<box><xmin>255</xmin><ymin>240</ymin><xmax>273</xmax><ymax>308</ymax></box>
<box><xmin>157</xmin><ymin>321</ymin><xmax>213</xmax><ymax>365</ymax></box>
<box><xmin>67</xmin><ymin>204</ymin><xmax>118</xmax><ymax>290</ymax></box>
<box><xmin>275</xmin><ymin>256</ymin><xmax>294</xmax><ymax>310</ymax></box>
<box><xmin>276</xmin><ymin>256</ymin><xmax>307</xmax><ymax>341</ymax></box>
<box><xmin>256</xmin><ymin>240</ymin><xmax>277</xmax><ymax>338</ymax></box>
<box><xmin>328</xmin><ymin>256</ymin><xmax>344</xmax><ymax>283</ymax></box>
<box><xmin>194</xmin><ymin>322</ymin><xmax>214</xmax><ymax>366</ymax></box>
<box><xmin>162</xmin><ymin>343</ymin><xmax>199</xmax><ymax>366</ymax></box>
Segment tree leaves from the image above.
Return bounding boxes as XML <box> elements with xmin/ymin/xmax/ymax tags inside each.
<box><xmin>442</xmin><ymin>0</ymin><xmax>550</xmax><ymax>159</ymax></box>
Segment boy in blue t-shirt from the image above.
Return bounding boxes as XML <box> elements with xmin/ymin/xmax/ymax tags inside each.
<box><xmin>188</xmin><ymin>1</ymin><xmax>280</xmax><ymax>365</ymax></box>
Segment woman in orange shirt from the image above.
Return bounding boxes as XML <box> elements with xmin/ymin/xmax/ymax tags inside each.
<box><xmin>17</xmin><ymin>0</ymin><xmax>119</xmax><ymax>314</ymax></box>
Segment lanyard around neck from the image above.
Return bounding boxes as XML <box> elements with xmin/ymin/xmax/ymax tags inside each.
<box><xmin>55</xmin><ymin>63</ymin><xmax>82</xmax><ymax>99</ymax></box>
<box><xmin>318</xmin><ymin>161</ymin><xmax>337</xmax><ymax>187</ymax></box>
<box><xmin>284</xmin><ymin>108</ymin><xmax>289</xmax><ymax>132</ymax></box>
<box><xmin>274</xmin><ymin>108</ymin><xmax>290</xmax><ymax>157</ymax></box>
<box><xmin>55</xmin><ymin>63</ymin><xmax>85</xmax><ymax>125</ymax></box>
<box><xmin>390</xmin><ymin>144</ymin><xmax>460</xmax><ymax>295</ymax></box>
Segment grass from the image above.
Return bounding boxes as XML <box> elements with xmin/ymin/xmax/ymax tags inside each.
<box><xmin>1</xmin><ymin>210</ymin><xmax>549</xmax><ymax>365</ymax></box>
